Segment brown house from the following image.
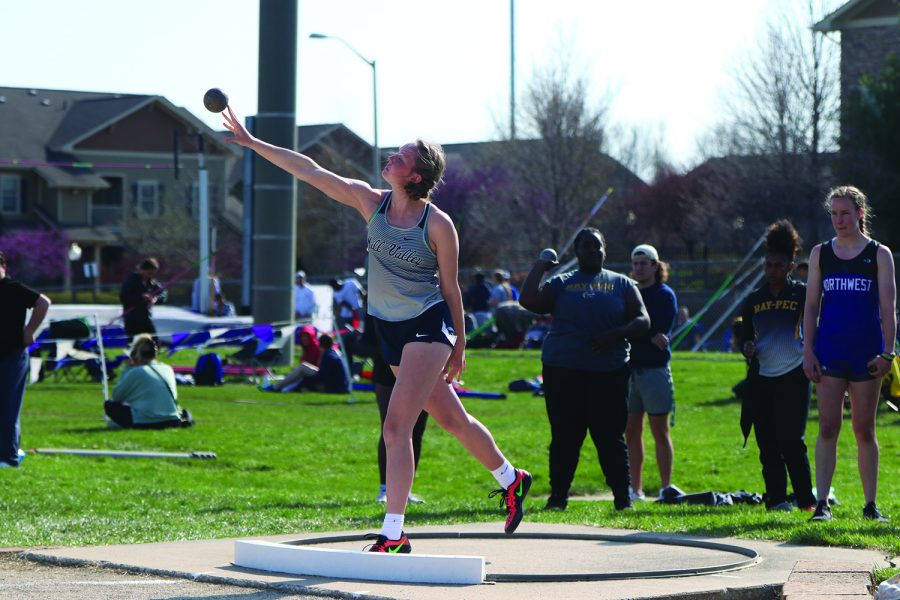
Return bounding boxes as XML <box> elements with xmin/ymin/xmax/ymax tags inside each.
<box><xmin>814</xmin><ymin>0</ymin><xmax>900</xmax><ymax>138</ymax></box>
<box><xmin>0</xmin><ymin>86</ymin><xmax>240</xmax><ymax>289</ymax></box>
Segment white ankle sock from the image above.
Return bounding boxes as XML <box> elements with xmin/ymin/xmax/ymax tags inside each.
<box><xmin>491</xmin><ymin>459</ymin><xmax>517</xmax><ymax>489</ymax></box>
<box><xmin>380</xmin><ymin>513</ymin><xmax>405</xmax><ymax>540</ymax></box>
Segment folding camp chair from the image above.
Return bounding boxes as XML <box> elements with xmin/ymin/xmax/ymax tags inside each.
<box><xmin>227</xmin><ymin>333</ymin><xmax>293</xmax><ymax>379</ymax></box>
<box><xmin>37</xmin><ymin>319</ymin><xmax>96</xmax><ymax>383</ymax></box>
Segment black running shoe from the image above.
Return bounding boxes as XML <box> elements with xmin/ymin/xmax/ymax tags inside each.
<box><xmin>544</xmin><ymin>495</ymin><xmax>568</xmax><ymax>511</ymax></box>
<box><xmin>364</xmin><ymin>532</ymin><xmax>411</xmax><ymax>554</ymax></box>
<box><xmin>809</xmin><ymin>500</ymin><xmax>833</xmax><ymax>522</ymax></box>
<box><xmin>489</xmin><ymin>469</ymin><xmax>532</xmax><ymax>534</ymax></box>
<box><xmin>862</xmin><ymin>502</ymin><xmax>890</xmax><ymax>523</ymax></box>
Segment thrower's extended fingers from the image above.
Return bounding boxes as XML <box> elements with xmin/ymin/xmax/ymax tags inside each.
<box><xmin>223</xmin><ymin>107</ymin><xmax>252</xmax><ymax>145</ymax></box>
<box><xmin>222</xmin><ymin>106</ymin><xmax>240</xmax><ymax>130</ymax></box>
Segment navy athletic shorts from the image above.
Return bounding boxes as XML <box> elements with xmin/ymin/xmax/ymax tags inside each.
<box><xmin>820</xmin><ymin>357</ymin><xmax>878</xmax><ymax>382</ymax></box>
<box><xmin>373</xmin><ymin>301</ymin><xmax>458</xmax><ymax>366</ymax></box>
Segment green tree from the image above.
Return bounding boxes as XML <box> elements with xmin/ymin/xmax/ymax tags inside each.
<box><xmin>842</xmin><ymin>54</ymin><xmax>900</xmax><ymax>246</ymax></box>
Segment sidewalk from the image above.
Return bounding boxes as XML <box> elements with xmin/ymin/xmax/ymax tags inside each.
<box><xmin>21</xmin><ymin>522</ymin><xmax>889</xmax><ymax>600</ymax></box>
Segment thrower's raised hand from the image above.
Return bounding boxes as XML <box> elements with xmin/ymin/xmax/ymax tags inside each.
<box><xmin>222</xmin><ymin>106</ymin><xmax>255</xmax><ymax>148</ymax></box>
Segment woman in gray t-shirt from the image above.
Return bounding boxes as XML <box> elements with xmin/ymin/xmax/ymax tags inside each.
<box><xmin>521</xmin><ymin>228</ymin><xmax>649</xmax><ymax>511</ymax></box>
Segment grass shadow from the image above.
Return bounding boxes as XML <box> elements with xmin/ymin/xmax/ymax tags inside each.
<box><xmin>697</xmin><ymin>396</ymin><xmax>741</xmax><ymax>407</ymax></box>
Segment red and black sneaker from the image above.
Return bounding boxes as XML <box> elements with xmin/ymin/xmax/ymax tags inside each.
<box><xmin>364</xmin><ymin>532</ymin><xmax>412</xmax><ymax>554</ymax></box>
<box><xmin>489</xmin><ymin>469</ymin><xmax>532</xmax><ymax>534</ymax></box>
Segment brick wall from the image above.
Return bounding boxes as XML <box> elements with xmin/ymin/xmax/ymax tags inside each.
<box><xmin>840</xmin><ymin>24</ymin><xmax>900</xmax><ymax>138</ymax></box>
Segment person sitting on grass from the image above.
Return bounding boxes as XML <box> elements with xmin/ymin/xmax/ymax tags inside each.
<box><xmin>264</xmin><ymin>334</ymin><xmax>349</xmax><ymax>394</ymax></box>
<box><xmin>263</xmin><ymin>325</ymin><xmax>320</xmax><ymax>392</ymax></box>
<box><xmin>105</xmin><ymin>334</ymin><xmax>194</xmax><ymax>429</ymax></box>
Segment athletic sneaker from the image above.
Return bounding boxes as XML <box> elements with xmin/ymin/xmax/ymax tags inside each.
<box><xmin>628</xmin><ymin>486</ymin><xmax>646</xmax><ymax>501</ymax></box>
<box><xmin>374</xmin><ymin>488</ymin><xmax>424</xmax><ymax>504</ymax></box>
<box><xmin>809</xmin><ymin>500</ymin><xmax>833</xmax><ymax>522</ymax></box>
<box><xmin>862</xmin><ymin>502</ymin><xmax>890</xmax><ymax>523</ymax></box>
<box><xmin>489</xmin><ymin>469</ymin><xmax>532</xmax><ymax>534</ymax></box>
<box><xmin>364</xmin><ymin>532</ymin><xmax>411</xmax><ymax>554</ymax></box>
<box><xmin>0</xmin><ymin>450</ymin><xmax>25</xmax><ymax>468</ymax></box>
<box><xmin>768</xmin><ymin>501</ymin><xmax>793</xmax><ymax>512</ymax></box>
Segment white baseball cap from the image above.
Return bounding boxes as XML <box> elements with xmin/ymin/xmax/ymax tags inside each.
<box><xmin>631</xmin><ymin>244</ymin><xmax>659</xmax><ymax>262</ymax></box>
<box><xmin>296</xmin><ymin>270</ymin><xmax>306</xmax><ymax>279</ymax></box>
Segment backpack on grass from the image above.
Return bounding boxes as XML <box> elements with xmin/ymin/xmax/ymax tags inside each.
<box><xmin>194</xmin><ymin>353</ymin><xmax>223</xmax><ymax>386</ymax></box>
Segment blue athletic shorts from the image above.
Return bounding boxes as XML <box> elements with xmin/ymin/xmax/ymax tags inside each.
<box><xmin>373</xmin><ymin>301</ymin><xmax>457</xmax><ymax>366</ymax></box>
<box><xmin>820</xmin><ymin>357</ymin><xmax>877</xmax><ymax>382</ymax></box>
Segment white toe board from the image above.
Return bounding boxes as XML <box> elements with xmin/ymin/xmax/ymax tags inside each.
<box><xmin>234</xmin><ymin>539</ymin><xmax>485</xmax><ymax>584</ymax></box>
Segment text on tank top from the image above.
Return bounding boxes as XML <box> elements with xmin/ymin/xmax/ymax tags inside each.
<box><xmin>365</xmin><ymin>192</ymin><xmax>444</xmax><ymax>321</ymax></box>
<box><xmin>816</xmin><ymin>238</ymin><xmax>882</xmax><ymax>357</ymax></box>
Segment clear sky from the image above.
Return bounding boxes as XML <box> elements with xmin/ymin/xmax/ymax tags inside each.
<box><xmin>3</xmin><ymin>0</ymin><xmax>831</xmax><ymax>169</ymax></box>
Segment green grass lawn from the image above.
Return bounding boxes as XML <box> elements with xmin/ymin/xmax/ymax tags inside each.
<box><xmin>3</xmin><ymin>350</ymin><xmax>898</xmax><ymax>554</ymax></box>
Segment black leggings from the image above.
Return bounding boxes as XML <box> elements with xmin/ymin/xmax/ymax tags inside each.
<box><xmin>750</xmin><ymin>365</ymin><xmax>815</xmax><ymax>508</ymax></box>
<box><xmin>104</xmin><ymin>401</ymin><xmax>192</xmax><ymax>430</ymax></box>
<box><xmin>542</xmin><ymin>363</ymin><xmax>631</xmax><ymax>508</ymax></box>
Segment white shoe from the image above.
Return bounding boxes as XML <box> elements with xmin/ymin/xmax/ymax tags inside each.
<box><xmin>375</xmin><ymin>486</ymin><xmax>387</xmax><ymax>503</ymax></box>
<box><xmin>407</xmin><ymin>492</ymin><xmax>425</xmax><ymax>504</ymax></box>
<box><xmin>628</xmin><ymin>486</ymin><xmax>646</xmax><ymax>501</ymax></box>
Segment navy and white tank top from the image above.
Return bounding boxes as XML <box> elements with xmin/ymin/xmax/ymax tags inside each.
<box><xmin>815</xmin><ymin>238</ymin><xmax>883</xmax><ymax>361</ymax></box>
<box><xmin>366</xmin><ymin>192</ymin><xmax>444</xmax><ymax>321</ymax></box>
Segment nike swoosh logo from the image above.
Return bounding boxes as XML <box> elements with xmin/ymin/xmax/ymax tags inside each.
<box><xmin>415</xmin><ymin>333</ymin><xmax>428</xmax><ymax>338</ymax></box>
<box><xmin>388</xmin><ymin>543</ymin><xmax>404</xmax><ymax>553</ymax></box>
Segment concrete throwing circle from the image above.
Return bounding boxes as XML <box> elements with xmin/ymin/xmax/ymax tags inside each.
<box><xmin>288</xmin><ymin>532</ymin><xmax>760</xmax><ymax>582</ymax></box>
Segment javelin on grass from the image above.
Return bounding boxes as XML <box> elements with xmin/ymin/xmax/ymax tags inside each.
<box><xmin>27</xmin><ymin>448</ymin><xmax>217</xmax><ymax>459</ymax></box>
<box><xmin>670</xmin><ymin>230</ymin><xmax>767</xmax><ymax>351</ymax></box>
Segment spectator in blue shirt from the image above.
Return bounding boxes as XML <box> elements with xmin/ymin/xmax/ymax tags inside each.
<box><xmin>625</xmin><ymin>244</ymin><xmax>679</xmax><ymax>501</ymax></box>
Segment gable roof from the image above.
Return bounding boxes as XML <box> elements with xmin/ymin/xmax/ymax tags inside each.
<box><xmin>47</xmin><ymin>95</ymin><xmax>153</xmax><ymax>150</ymax></box>
<box><xmin>441</xmin><ymin>138</ymin><xmax>645</xmax><ymax>190</ymax></box>
<box><xmin>813</xmin><ymin>0</ymin><xmax>900</xmax><ymax>31</ymax></box>
<box><xmin>298</xmin><ymin>123</ymin><xmax>344</xmax><ymax>152</ymax></box>
<box><xmin>0</xmin><ymin>86</ymin><xmax>236</xmax><ymax>164</ymax></box>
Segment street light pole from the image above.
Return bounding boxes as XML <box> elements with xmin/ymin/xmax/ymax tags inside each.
<box><xmin>310</xmin><ymin>33</ymin><xmax>380</xmax><ymax>186</ymax></box>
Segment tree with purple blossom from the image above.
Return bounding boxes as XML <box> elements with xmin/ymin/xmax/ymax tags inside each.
<box><xmin>432</xmin><ymin>156</ymin><xmax>517</xmax><ymax>266</ymax></box>
<box><xmin>0</xmin><ymin>229</ymin><xmax>70</xmax><ymax>283</ymax></box>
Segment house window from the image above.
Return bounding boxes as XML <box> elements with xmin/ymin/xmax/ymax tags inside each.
<box><xmin>136</xmin><ymin>180</ymin><xmax>159</xmax><ymax>217</ymax></box>
<box><xmin>0</xmin><ymin>174</ymin><xmax>21</xmax><ymax>214</ymax></box>
<box><xmin>92</xmin><ymin>176</ymin><xmax>123</xmax><ymax>226</ymax></box>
